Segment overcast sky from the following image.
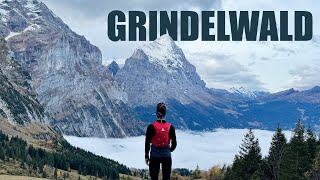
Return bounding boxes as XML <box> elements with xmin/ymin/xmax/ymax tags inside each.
<box><xmin>41</xmin><ymin>0</ymin><xmax>320</xmax><ymax>92</ymax></box>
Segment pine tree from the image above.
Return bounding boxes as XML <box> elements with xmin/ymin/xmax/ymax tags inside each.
<box><xmin>280</xmin><ymin>119</ymin><xmax>309</xmax><ymax>180</ymax></box>
<box><xmin>227</xmin><ymin>129</ymin><xmax>262</xmax><ymax>180</ymax></box>
<box><xmin>264</xmin><ymin>127</ymin><xmax>287</xmax><ymax>180</ymax></box>
<box><xmin>306</xmin><ymin>128</ymin><xmax>317</xmax><ymax>165</ymax></box>
<box><xmin>190</xmin><ymin>164</ymin><xmax>202</xmax><ymax>179</ymax></box>
<box><xmin>308</xmin><ymin>151</ymin><xmax>320</xmax><ymax>179</ymax></box>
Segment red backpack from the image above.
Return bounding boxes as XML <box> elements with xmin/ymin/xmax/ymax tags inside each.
<box><xmin>151</xmin><ymin>121</ymin><xmax>171</xmax><ymax>147</ymax></box>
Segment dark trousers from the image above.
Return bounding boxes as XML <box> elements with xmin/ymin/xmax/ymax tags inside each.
<box><xmin>149</xmin><ymin>157</ymin><xmax>172</xmax><ymax>180</ymax></box>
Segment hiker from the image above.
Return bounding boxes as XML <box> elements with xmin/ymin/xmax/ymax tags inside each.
<box><xmin>145</xmin><ymin>102</ymin><xmax>177</xmax><ymax>180</ymax></box>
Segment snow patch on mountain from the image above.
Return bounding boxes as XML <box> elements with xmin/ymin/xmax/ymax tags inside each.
<box><xmin>0</xmin><ymin>99</ymin><xmax>15</xmax><ymax>124</ymax></box>
<box><xmin>229</xmin><ymin>87</ymin><xmax>269</xmax><ymax>99</ymax></box>
<box><xmin>5</xmin><ymin>31</ymin><xmax>19</xmax><ymax>40</ymax></box>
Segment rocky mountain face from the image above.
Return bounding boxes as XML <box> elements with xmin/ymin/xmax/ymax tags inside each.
<box><xmin>0</xmin><ymin>0</ymin><xmax>144</xmax><ymax>138</ymax></box>
<box><xmin>115</xmin><ymin>35</ymin><xmax>241</xmax><ymax>130</ymax></box>
<box><xmin>116</xmin><ymin>34</ymin><xmax>210</xmax><ymax>106</ymax></box>
<box><xmin>107</xmin><ymin>61</ymin><xmax>120</xmax><ymax>77</ymax></box>
<box><xmin>0</xmin><ymin>38</ymin><xmax>58</xmax><ymax>141</ymax></box>
<box><xmin>0</xmin><ymin>38</ymin><xmax>44</xmax><ymax>125</ymax></box>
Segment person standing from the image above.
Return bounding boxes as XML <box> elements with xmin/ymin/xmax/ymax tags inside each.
<box><xmin>145</xmin><ymin>102</ymin><xmax>177</xmax><ymax>180</ymax></box>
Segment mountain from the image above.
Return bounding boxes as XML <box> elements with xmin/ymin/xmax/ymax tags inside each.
<box><xmin>0</xmin><ymin>38</ymin><xmax>58</xmax><ymax>141</ymax></box>
<box><xmin>0</xmin><ymin>37</ymin><xmax>130</xmax><ymax>179</ymax></box>
<box><xmin>116</xmin><ymin>34</ymin><xmax>209</xmax><ymax>106</ymax></box>
<box><xmin>229</xmin><ymin>87</ymin><xmax>270</xmax><ymax>99</ymax></box>
<box><xmin>116</xmin><ymin>35</ymin><xmax>242</xmax><ymax>130</ymax></box>
<box><xmin>259</xmin><ymin>87</ymin><xmax>320</xmax><ymax>103</ymax></box>
<box><xmin>236</xmin><ymin>87</ymin><xmax>320</xmax><ymax>129</ymax></box>
<box><xmin>0</xmin><ymin>0</ymin><xmax>144</xmax><ymax>138</ymax></box>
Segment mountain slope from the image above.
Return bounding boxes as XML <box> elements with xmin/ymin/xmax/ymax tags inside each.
<box><xmin>243</xmin><ymin>87</ymin><xmax>320</xmax><ymax>129</ymax></box>
<box><xmin>0</xmin><ymin>38</ymin><xmax>58</xmax><ymax>141</ymax></box>
<box><xmin>0</xmin><ymin>0</ymin><xmax>144</xmax><ymax>137</ymax></box>
<box><xmin>0</xmin><ymin>39</ymin><xmax>131</xmax><ymax>179</ymax></box>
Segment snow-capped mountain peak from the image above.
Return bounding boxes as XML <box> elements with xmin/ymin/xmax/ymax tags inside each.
<box><xmin>229</xmin><ymin>87</ymin><xmax>252</xmax><ymax>96</ymax></box>
<box><xmin>137</xmin><ymin>34</ymin><xmax>185</xmax><ymax>72</ymax></box>
<box><xmin>153</xmin><ymin>34</ymin><xmax>176</xmax><ymax>47</ymax></box>
<box><xmin>229</xmin><ymin>87</ymin><xmax>269</xmax><ymax>99</ymax></box>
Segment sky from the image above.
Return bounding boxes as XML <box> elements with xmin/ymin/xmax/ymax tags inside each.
<box><xmin>64</xmin><ymin>129</ymin><xmax>292</xmax><ymax>170</ymax></box>
<box><xmin>41</xmin><ymin>0</ymin><xmax>320</xmax><ymax>92</ymax></box>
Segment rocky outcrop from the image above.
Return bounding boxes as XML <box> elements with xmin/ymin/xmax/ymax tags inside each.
<box><xmin>0</xmin><ymin>38</ymin><xmax>58</xmax><ymax>141</ymax></box>
<box><xmin>107</xmin><ymin>61</ymin><xmax>120</xmax><ymax>77</ymax></box>
<box><xmin>0</xmin><ymin>38</ymin><xmax>44</xmax><ymax>125</ymax></box>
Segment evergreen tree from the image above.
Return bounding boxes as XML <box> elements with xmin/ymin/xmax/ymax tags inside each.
<box><xmin>306</xmin><ymin>128</ymin><xmax>317</xmax><ymax>165</ymax></box>
<box><xmin>264</xmin><ymin>127</ymin><xmax>287</xmax><ymax>180</ymax></box>
<box><xmin>190</xmin><ymin>164</ymin><xmax>202</xmax><ymax>179</ymax></box>
<box><xmin>226</xmin><ymin>129</ymin><xmax>262</xmax><ymax>180</ymax></box>
<box><xmin>308</xmin><ymin>151</ymin><xmax>320</xmax><ymax>179</ymax></box>
<box><xmin>280</xmin><ymin>120</ymin><xmax>309</xmax><ymax>180</ymax></box>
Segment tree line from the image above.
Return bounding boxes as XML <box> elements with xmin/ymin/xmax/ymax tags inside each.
<box><xmin>224</xmin><ymin>119</ymin><xmax>320</xmax><ymax>180</ymax></box>
<box><xmin>0</xmin><ymin>130</ymin><xmax>131</xmax><ymax>179</ymax></box>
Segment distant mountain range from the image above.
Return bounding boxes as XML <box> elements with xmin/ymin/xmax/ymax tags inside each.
<box><xmin>0</xmin><ymin>0</ymin><xmax>319</xmax><ymax>138</ymax></box>
<box><xmin>228</xmin><ymin>87</ymin><xmax>270</xmax><ymax>99</ymax></box>
<box><xmin>113</xmin><ymin>35</ymin><xmax>320</xmax><ymax>131</ymax></box>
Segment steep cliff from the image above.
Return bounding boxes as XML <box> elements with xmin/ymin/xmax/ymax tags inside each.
<box><xmin>0</xmin><ymin>0</ymin><xmax>144</xmax><ymax>137</ymax></box>
<box><xmin>0</xmin><ymin>38</ymin><xmax>58</xmax><ymax>141</ymax></box>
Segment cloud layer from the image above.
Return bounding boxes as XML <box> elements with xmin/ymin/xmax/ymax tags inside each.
<box><xmin>64</xmin><ymin>129</ymin><xmax>292</xmax><ymax>170</ymax></box>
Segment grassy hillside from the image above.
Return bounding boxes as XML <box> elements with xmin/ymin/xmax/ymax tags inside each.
<box><xmin>0</xmin><ymin>129</ymin><xmax>131</xmax><ymax>180</ymax></box>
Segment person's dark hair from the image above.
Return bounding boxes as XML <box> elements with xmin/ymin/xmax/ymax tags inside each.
<box><xmin>156</xmin><ymin>102</ymin><xmax>166</xmax><ymax>118</ymax></box>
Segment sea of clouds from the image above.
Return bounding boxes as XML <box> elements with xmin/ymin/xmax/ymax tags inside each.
<box><xmin>64</xmin><ymin>129</ymin><xmax>292</xmax><ymax>170</ymax></box>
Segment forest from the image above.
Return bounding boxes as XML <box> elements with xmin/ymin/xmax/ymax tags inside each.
<box><xmin>0</xmin><ymin>130</ymin><xmax>131</xmax><ymax>179</ymax></box>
